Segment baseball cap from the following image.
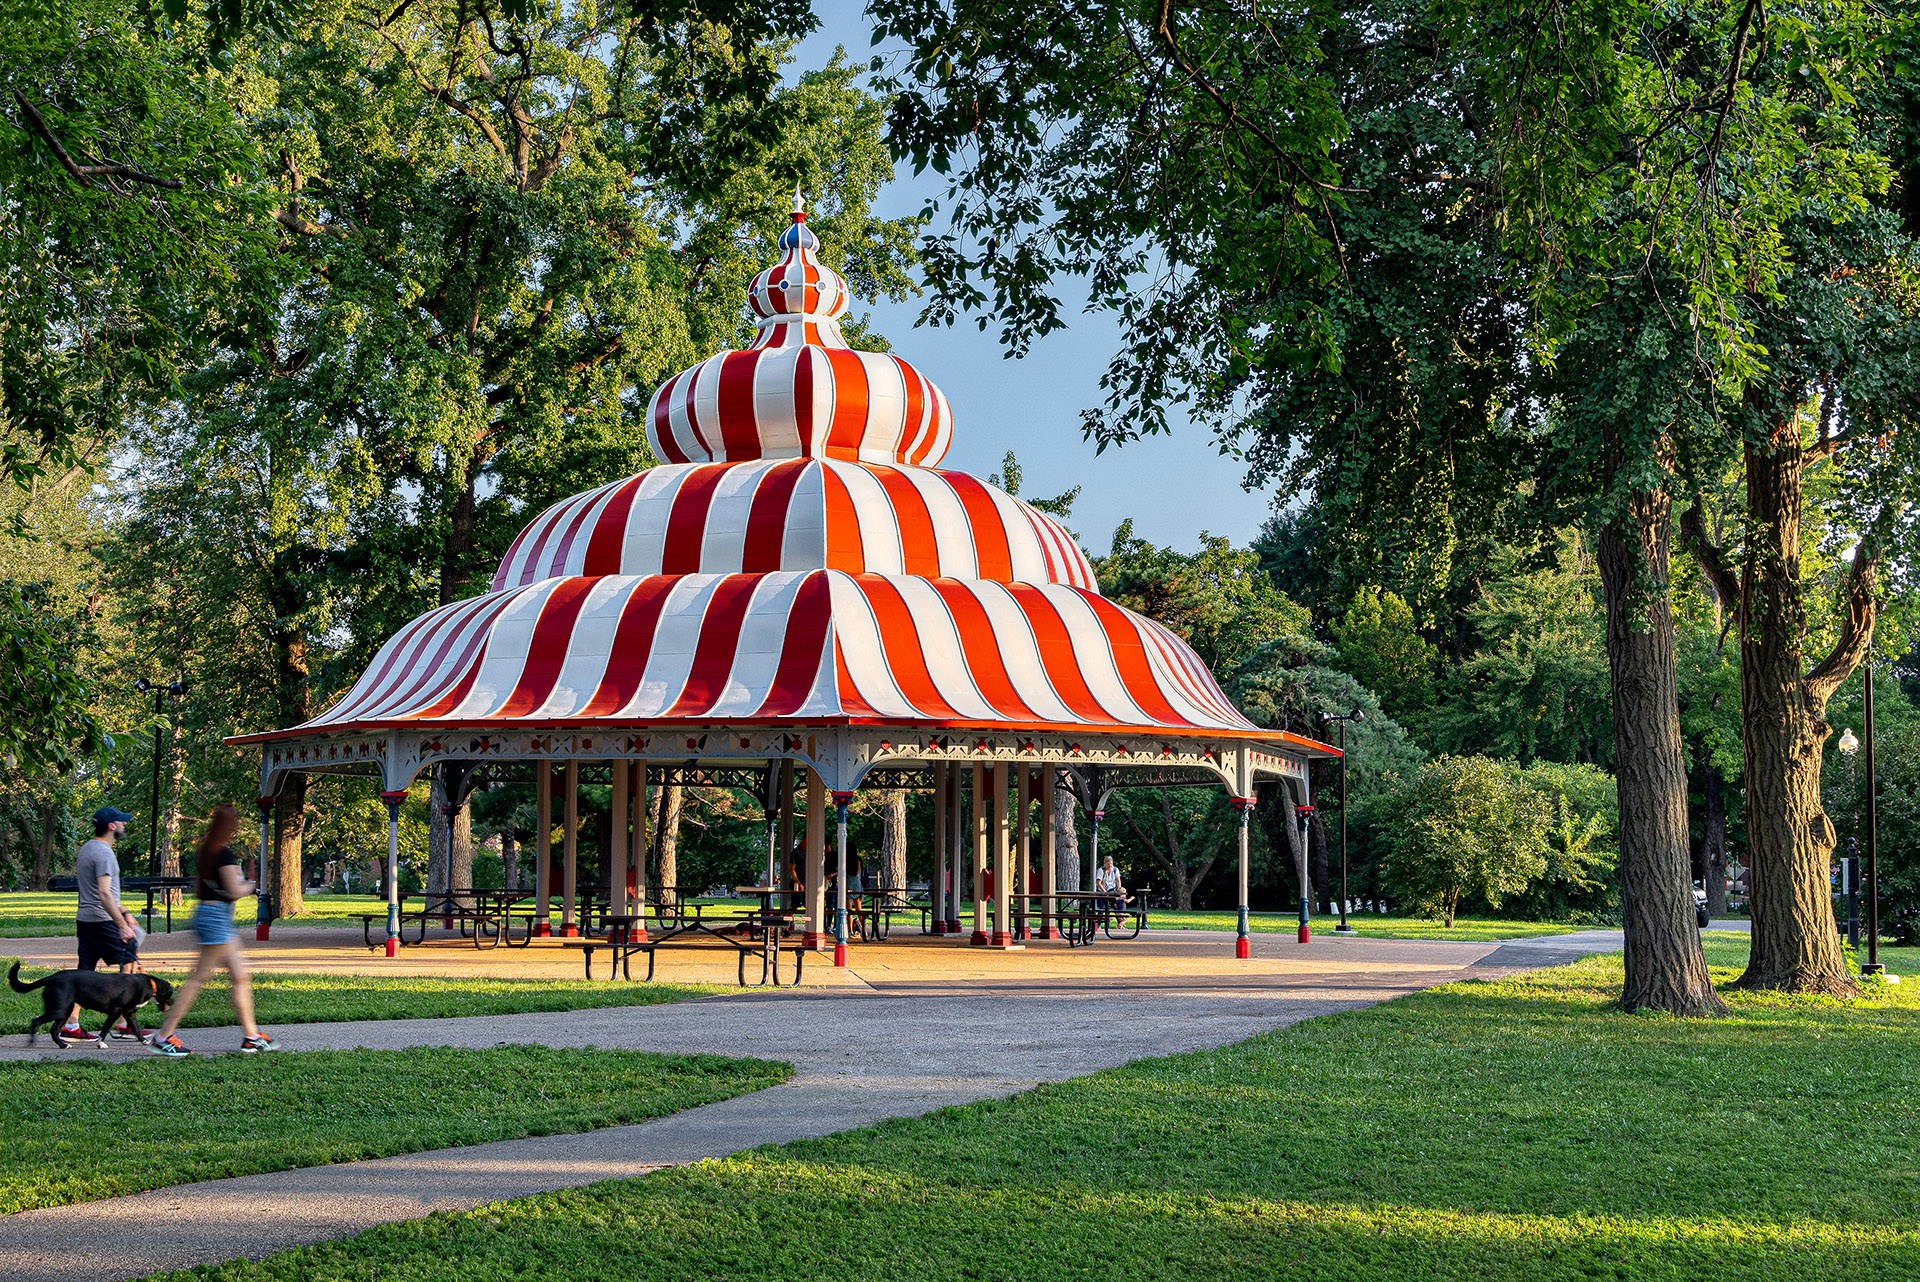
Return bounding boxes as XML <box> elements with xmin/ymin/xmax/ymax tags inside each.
<box><xmin>93</xmin><ymin>806</ymin><xmax>134</xmax><ymax>825</ymax></box>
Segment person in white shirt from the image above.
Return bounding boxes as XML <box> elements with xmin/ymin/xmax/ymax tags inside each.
<box><xmin>1093</xmin><ymin>856</ymin><xmax>1130</xmax><ymax>919</ymax></box>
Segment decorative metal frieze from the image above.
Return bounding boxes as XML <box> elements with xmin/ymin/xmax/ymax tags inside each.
<box><xmin>260</xmin><ymin>722</ymin><xmax>1314</xmax><ymax>799</ymax></box>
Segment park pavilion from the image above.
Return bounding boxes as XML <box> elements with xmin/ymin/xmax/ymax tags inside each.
<box><xmin>232</xmin><ymin>192</ymin><xmax>1339</xmax><ymax>963</ymax></box>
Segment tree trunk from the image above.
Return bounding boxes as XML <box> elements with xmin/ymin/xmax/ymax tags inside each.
<box><xmin>656</xmin><ymin>785</ymin><xmax>683</xmax><ymax>899</ymax></box>
<box><xmin>1053</xmin><ymin>786</ymin><xmax>1080</xmax><ymax>893</ymax></box>
<box><xmin>1701</xmin><ymin>764</ymin><xmax>1729</xmax><ymax>917</ymax></box>
<box><xmin>428</xmin><ymin>771</ymin><xmax>450</xmax><ymax>904</ymax></box>
<box><xmin>272</xmin><ymin>774</ymin><xmax>308</xmax><ymax>918</ymax></box>
<box><xmin>450</xmin><ymin>800</ymin><xmax>473</xmax><ymax>905</ymax></box>
<box><xmin>1597</xmin><ymin>483</ymin><xmax>1725</xmax><ymax>1015</ymax></box>
<box><xmin>502</xmin><ymin>827</ymin><xmax>519</xmax><ymax>890</ymax></box>
<box><xmin>34</xmin><ymin>800</ymin><xmax>55</xmax><ymax>890</ymax></box>
<box><xmin>881</xmin><ymin>789</ymin><xmax>908</xmax><ymax>891</ymax></box>
<box><xmin>1735</xmin><ymin>420</ymin><xmax>1856</xmax><ymax>994</ymax></box>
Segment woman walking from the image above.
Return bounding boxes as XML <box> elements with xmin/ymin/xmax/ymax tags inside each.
<box><xmin>148</xmin><ymin>805</ymin><xmax>280</xmax><ymax>1056</ymax></box>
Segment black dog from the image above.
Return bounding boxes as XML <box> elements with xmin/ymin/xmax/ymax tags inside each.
<box><xmin>8</xmin><ymin>962</ymin><xmax>173</xmax><ymax>1048</ymax></box>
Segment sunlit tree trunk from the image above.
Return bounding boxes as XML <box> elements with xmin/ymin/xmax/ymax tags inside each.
<box><xmin>1597</xmin><ymin>480</ymin><xmax>1724</xmax><ymax>1015</ymax></box>
<box><xmin>881</xmin><ymin>789</ymin><xmax>908</xmax><ymax>891</ymax></box>
<box><xmin>1729</xmin><ymin>413</ymin><xmax>1874</xmax><ymax>994</ymax></box>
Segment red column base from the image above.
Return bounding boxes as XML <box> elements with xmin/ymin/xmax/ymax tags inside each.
<box><xmin>1236</xmin><ymin>937</ymin><xmax>1251</xmax><ymax>959</ymax></box>
<box><xmin>969</xmin><ymin>929</ymin><xmax>989</xmax><ymax>946</ymax></box>
<box><xmin>561</xmin><ymin>923</ymin><xmax>581</xmax><ymax>938</ymax></box>
<box><xmin>931</xmin><ymin>921</ymin><xmax>948</xmax><ymax>936</ymax></box>
<box><xmin>1298</xmin><ymin>925</ymin><xmax>1310</xmax><ymax>943</ymax></box>
<box><xmin>803</xmin><ymin>931</ymin><xmax>826</xmax><ymax>949</ymax></box>
<box><xmin>255</xmin><ymin>923</ymin><xmax>270</xmax><ymax>942</ymax></box>
<box><xmin>991</xmin><ymin>930</ymin><xmax>1012</xmax><ymax>946</ymax></box>
<box><xmin>532</xmin><ymin>922</ymin><xmax>553</xmax><ymax>937</ymax></box>
<box><xmin>1042</xmin><ymin>928</ymin><xmax>1064</xmax><ymax>940</ymax></box>
<box><xmin>946</xmin><ymin>919</ymin><xmax>962</xmax><ymax>933</ymax></box>
<box><xmin>834</xmin><ymin>943</ymin><xmax>848</xmax><ymax>967</ymax></box>
<box><xmin>385</xmin><ymin>936</ymin><xmax>398</xmax><ymax>958</ymax></box>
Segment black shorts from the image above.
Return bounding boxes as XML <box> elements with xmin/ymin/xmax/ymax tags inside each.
<box><xmin>77</xmin><ymin>920</ymin><xmax>136</xmax><ymax>971</ymax></box>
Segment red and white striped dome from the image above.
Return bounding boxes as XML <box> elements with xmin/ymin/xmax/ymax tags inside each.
<box><xmin>287</xmin><ymin>192</ymin><xmax>1266</xmax><ymax>741</ymax></box>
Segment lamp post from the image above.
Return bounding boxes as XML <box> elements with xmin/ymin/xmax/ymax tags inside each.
<box><xmin>131</xmin><ymin>677</ymin><xmax>187</xmax><ymax>879</ymax></box>
<box><xmin>1318</xmin><ymin>706</ymin><xmax>1365</xmax><ymax>935</ymax></box>
<box><xmin>1839</xmin><ymin>668</ymin><xmax>1889</xmax><ymax>980</ymax></box>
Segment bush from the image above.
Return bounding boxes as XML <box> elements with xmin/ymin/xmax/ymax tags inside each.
<box><xmin>1379</xmin><ymin>755</ymin><xmax>1552</xmax><ymax>925</ymax></box>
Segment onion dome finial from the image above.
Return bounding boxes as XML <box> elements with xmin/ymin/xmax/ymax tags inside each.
<box><xmin>646</xmin><ymin>185</ymin><xmax>955</xmax><ymax>467</ymax></box>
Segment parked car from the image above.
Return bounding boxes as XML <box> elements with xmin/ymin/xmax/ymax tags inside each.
<box><xmin>1693</xmin><ymin>883</ymin><xmax>1710</xmax><ymax>929</ymax></box>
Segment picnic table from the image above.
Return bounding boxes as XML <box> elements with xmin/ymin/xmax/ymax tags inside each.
<box><xmin>49</xmin><ymin>874</ymin><xmax>195</xmax><ymax>934</ymax></box>
<box><xmin>351</xmin><ymin>888</ymin><xmax>541</xmax><ymax>950</ymax></box>
<box><xmin>567</xmin><ymin>903</ymin><xmax>803</xmax><ymax>988</ymax></box>
<box><xmin>1032</xmin><ymin>891</ymin><xmax>1143</xmax><ymax>946</ymax></box>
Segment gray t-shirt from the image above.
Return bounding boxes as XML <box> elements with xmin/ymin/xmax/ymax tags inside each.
<box><xmin>75</xmin><ymin>838</ymin><xmax>121</xmax><ymax>923</ymax></box>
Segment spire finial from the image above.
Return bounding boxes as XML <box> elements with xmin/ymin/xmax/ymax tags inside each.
<box><xmin>792</xmin><ymin>183</ymin><xmax>806</xmax><ymax>222</ymax></box>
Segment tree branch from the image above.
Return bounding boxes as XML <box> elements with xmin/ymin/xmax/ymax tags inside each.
<box><xmin>1804</xmin><ymin>538</ymin><xmax>1879</xmax><ymax>706</ymax></box>
<box><xmin>1679</xmin><ymin>502</ymin><xmax>1741</xmax><ymax>615</ymax></box>
<box><xmin>14</xmin><ymin>92</ymin><xmax>183</xmax><ymax>192</ymax></box>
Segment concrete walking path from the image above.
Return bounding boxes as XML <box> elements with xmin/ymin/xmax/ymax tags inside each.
<box><xmin>0</xmin><ymin>929</ymin><xmax>1632</xmax><ymax>1282</ymax></box>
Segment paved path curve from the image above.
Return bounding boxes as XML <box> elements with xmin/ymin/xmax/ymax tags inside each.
<box><xmin>0</xmin><ymin>930</ymin><xmax>1626</xmax><ymax>1282</ymax></box>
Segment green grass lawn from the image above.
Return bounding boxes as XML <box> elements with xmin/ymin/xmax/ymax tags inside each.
<box><xmin>1141</xmin><ymin>909</ymin><xmax>1589</xmax><ymax>940</ymax></box>
<box><xmin>0</xmin><ymin>889</ymin><xmax>397</xmax><ymax>937</ymax></box>
<box><xmin>1</xmin><ymin>1045</ymin><xmax>788</xmax><ymax>1215</ymax></box>
<box><xmin>155</xmin><ymin>932</ymin><xmax>1920</xmax><ymax>1281</ymax></box>
<box><xmin>2</xmin><ymin>962</ymin><xmax>723</xmax><ymax>1031</ymax></box>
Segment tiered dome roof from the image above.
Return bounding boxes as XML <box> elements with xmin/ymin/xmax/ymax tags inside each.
<box><xmin>292</xmin><ymin>193</ymin><xmax>1266</xmax><ymax>738</ymax></box>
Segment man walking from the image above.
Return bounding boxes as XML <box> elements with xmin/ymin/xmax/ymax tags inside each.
<box><xmin>65</xmin><ymin>806</ymin><xmax>141</xmax><ymax>1044</ymax></box>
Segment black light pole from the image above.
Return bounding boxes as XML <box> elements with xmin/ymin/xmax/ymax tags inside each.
<box><xmin>1864</xmin><ymin>659</ymin><xmax>1883</xmax><ymax>978</ymax></box>
<box><xmin>131</xmin><ymin>677</ymin><xmax>187</xmax><ymax>877</ymax></box>
<box><xmin>1318</xmin><ymin>706</ymin><xmax>1365</xmax><ymax>935</ymax></box>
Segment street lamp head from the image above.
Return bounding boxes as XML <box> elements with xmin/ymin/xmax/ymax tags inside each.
<box><xmin>1351</xmin><ymin>705</ymin><xmax>1365</xmax><ymax>723</ymax></box>
<box><xmin>1839</xmin><ymin>728</ymin><xmax>1861</xmax><ymax>755</ymax></box>
<box><xmin>133</xmin><ymin>678</ymin><xmax>152</xmax><ymax>694</ymax></box>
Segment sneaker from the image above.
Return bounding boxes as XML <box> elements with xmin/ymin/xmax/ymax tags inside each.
<box><xmin>108</xmin><ymin>1022</ymin><xmax>141</xmax><ymax>1041</ymax></box>
<box><xmin>57</xmin><ymin>1025</ymin><xmax>98</xmax><ymax>1046</ymax></box>
<box><xmin>147</xmin><ymin>1034</ymin><xmax>190</xmax><ymax>1058</ymax></box>
<box><xmin>239</xmin><ymin>1035</ymin><xmax>281</xmax><ymax>1054</ymax></box>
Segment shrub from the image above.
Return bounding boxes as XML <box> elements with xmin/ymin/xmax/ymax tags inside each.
<box><xmin>1379</xmin><ymin>755</ymin><xmax>1552</xmax><ymax>925</ymax></box>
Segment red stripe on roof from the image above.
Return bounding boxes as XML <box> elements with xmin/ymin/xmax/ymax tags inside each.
<box><xmin>498</xmin><ymin>579</ymin><xmax>600</xmax><ymax>717</ymax></box>
<box><xmin>742</xmin><ymin>459</ymin><xmax>809</xmax><ymax>573</ymax></box>
<box><xmin>579</xmin><ymin>579</ymin><xmax>678</xmax><ymax>716</ymax></box>
<box><xmin>866</xmin><ymin>466</ymin><xmax>940</xmax><ymax>577</ymax></box>
<box><xmin>665</xmin><ymin>576</ymin><xmax>761</xmax><ymax>716</ymax></box>
<box><xmin>928</xmin><ymin>579</ymin><xmax>1040</xmax><ymax>721</ymax></box>
<box><xmin>581</xmin><ymin>476</ymin><xmax>644</xmax><ymax>577</ymax></box>
<box><xmin>823</xmin><ymin>348</ymin><xmax>869</xmax><ymax>460</ymax></box>
<box><xmin>760</xmin><ymin>572</ymin><xmax>835</xmax><ymax>714</ymax></box>
<box><xmin>1003</xmin><ymin>586</ymin><xmax>1114</xmax><ymax>723</ymax></box>
<box><xmin>856</xmin><ymin>576</ymin><xmax>962</xmax><ymax>719</ymax></box>
<box><xmin>716</xmin><ymin>351</ymin><xmax>761</xmax><ymax>460</ymax></box>
<box><xmin>1082</xmin><ymin>595</ymin><xmax>1187</xmax><ymax>725</ymax></box>
<box><xmin>821</xmin><ymin>464</ymin><xmax>865</xmax><ymax>572</ymax></box>
<box><xmin>661</xmin><ymin>465</ymin><xmax>726</xmax><ymax>574</ymax></box>
<box><xmin>945</xmin><ymin>474</ymin><xmax>1014</xmax><ymax>582</ymax></box>
<box><xmin>794</xmin><ymin>346</ymin><xmax>817</xmax><ymax>456</ymax></box>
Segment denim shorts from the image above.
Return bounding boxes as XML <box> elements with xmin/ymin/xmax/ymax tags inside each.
<box><xmin>191</xmin><ymin>899</ymin><xmax>235</xmax><ymax>947</ymax></box>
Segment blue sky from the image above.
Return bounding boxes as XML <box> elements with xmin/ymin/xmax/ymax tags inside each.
<box><xmin>787</xmin><ymin>2</ymin><xmax>1279</xmax><ymax>553</ymax></box>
